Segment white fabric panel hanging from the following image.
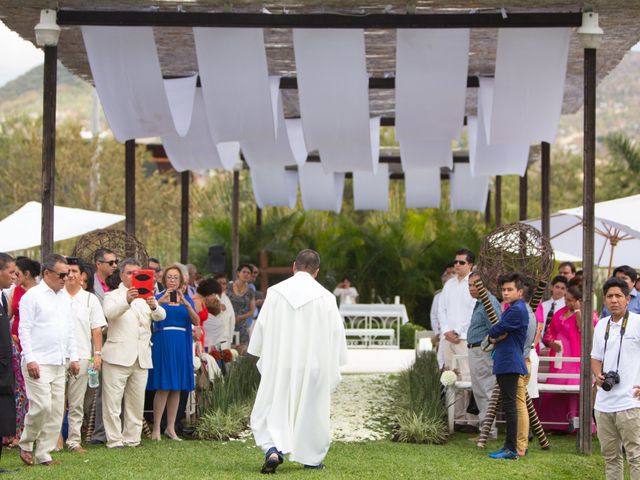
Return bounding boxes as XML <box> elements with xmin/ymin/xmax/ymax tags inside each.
<box><xmin>399</xmin><ymin>140</ymin><xmax>453</xmax><ymax>170</ymax></box>
<box><xmin>405</xmin><ymin>168</ymin><xmax>441</xmax><ymax>209</ymax></box>
<box><xmin>162</xmin><ymin>88</ymin><xmax>239</xmax><ymax>172</ymax></box>
<box><xmin>469</xmin><ymin>89</ymin><xmax>530</xmax><ymax>177</ymax></box>
<box><xmin>193</xmin><ymin>28</ymin><xmax>275</xmax><ymax>143</ymax></box>
<box><xmin>353</xmin><ymin>163</ymin><xmax>389</xmax><ymax>211</ymax></box>
<box><xmin>250</xmin><ymin>166</ymin><xmax>298</xmax><ymax>209</ymax></box>
<box><xmin>242</xmin><ymin>77</ymin><xmax>308</xmax><ymax>169</ymax></box>
<box><xmin>293</xmin><ymin>29</ymin><xmax>375</xmax><ymax>172</ymax></box>
<box><xmin>81</xmin><ymin>26</ymin><xmax>196</xmax><ymax>142</ymax></box>
<box><xmin>395</xmin><ymin>29</ymin><xmax>469</xmax><ymax>142</ymax></box>
<box><xmin>485</xmin><ymin>28</ymin><xmax>571</xmax><ymax>144</ymax></box>
<box><xmin>450</xmin><ymin>163</ymin><xmax>489</xmax><ymax>213</ymax></box>
<box><xmin>286</xmin><ymin>119</ymin><xmax>308</xmax><ymax>166</ymax></box>
<box><xmin>298</xmin><ymin>163</ymin><xmax>345</xmax><ymax>213</ymax></box>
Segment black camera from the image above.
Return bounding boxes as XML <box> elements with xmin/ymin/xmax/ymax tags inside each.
<box><xmin>601</xmin><ymin>371</ymin><xmax>620</xmax><ymax>391</ymax></box>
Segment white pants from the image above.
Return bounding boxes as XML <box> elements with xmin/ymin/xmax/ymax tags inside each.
<box><xmin>19</xmin><ymin>364</ymin><xmax>66</xmax><ymax>464</ymax></box>
<box><xmin>443</xmin><ymin>339</ymin><xmax>476</xmax><ymax>424</ymax></box>
<box><xmin>102</xmin><ymin>359</ymin><xmax>147</xmax><ymax>448</ymax></box>
<box><xmin>66</xmin><ymin>359</ymin><xmax>90</xmax><ymax>449</ymax></box>
<box><xmin>468</xmin><ymin>346</ymin><xmax>497</xmax><ymax>436</ymax></box>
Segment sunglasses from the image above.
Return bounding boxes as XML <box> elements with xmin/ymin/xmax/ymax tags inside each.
<box><xmin>46</xmin><ymin>268</ymin><xmax>69</xmax><ymax>280</ymax></box>
<box><xmin>453</xmin><ymin>260</ymin><xmax>468</xmax><ymax>265</ymax></box>
<box><xmin>99</xmin><ymin>259</ymin><xmax>119</xmax><ymax>267</ymax></box>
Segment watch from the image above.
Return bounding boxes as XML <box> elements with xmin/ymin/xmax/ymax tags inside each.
<box><xmin>94</xmin><ymin>351</ymin><xmax>102</xmax><ymax>355</ymax></box>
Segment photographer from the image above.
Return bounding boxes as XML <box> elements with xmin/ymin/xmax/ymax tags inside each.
<box><xmin>591</xmin><ymin>277</ymin><xmax>640</xmax><ymax>480</ymax></box>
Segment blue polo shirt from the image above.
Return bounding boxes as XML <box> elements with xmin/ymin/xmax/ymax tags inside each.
<box><xmin>489</xmin><ymin>299</ymin><xmax>529</xmax><ymax>376</ymax></box>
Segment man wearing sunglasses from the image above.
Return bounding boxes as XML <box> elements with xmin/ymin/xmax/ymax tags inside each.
<box><xmin>437</xmin><ymin>248</ymin><xmax>477</xmax><ymax>431</ymax></box>
<box><xmin>93</xmin><ymin>248</ymin><xmax>118</xmax><ymax>304</ymax></box>
<box><xmin>18</xmin><ymin>254</ymin><xmax>79</xmax><ymax>466</ymax></box>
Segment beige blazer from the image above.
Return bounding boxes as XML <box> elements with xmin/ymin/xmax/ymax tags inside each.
<box><xmin>101</xmin><ymin>283</ymin><xmax>166</xmax><ymax>368</ymax></box>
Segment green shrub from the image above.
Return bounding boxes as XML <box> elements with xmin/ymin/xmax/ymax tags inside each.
<box><xmin>195</xmin><ymin>402</ymin><xmax>251</xmax><ymax>441</ymax></box>
<box><xmin>400</xmin><ymin>323</ymin><xmax>425</xmax><ymax>349</ymax></box>
<box><xmin>200</xmin><ymin>356</ymin><xmax>261</xmax><ymax>414</ymax></box>
<box><xmin>393</xmin><ymin>411</ymin><xmax>448</xmax><ymax>445</ymax></box>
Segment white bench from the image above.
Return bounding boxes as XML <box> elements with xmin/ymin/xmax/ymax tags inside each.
<box><xmin>344</xmin><ymin>328</ymin><xmax>395</xmax><ymax>348</ymax></box>
<box><xmin>446</xmin><ymin>354</ymin><xmax>581</xmax><ymax>432</ymax></box>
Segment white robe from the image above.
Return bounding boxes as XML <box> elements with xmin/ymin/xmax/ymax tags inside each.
<box><xmin>248</xmin><ymin>271</ymin><xmax>348</xmax><ymax>466</ymax></box>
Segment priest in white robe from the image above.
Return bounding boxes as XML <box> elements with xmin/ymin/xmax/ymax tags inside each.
<box><xmin>248</xmin><ymin>249</ymin><xmax>348</xmax><ymax>473</ymax></box>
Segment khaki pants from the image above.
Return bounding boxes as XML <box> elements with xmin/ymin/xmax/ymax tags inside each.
<box><xmin>443</xmin><ymin>338</ymin><xmax>475</xmax><ymax>424</ymax></box>
<box><xmin>102</xmin><ymin>359</ymin><xmax>148</xmax><ymax>448</ymax></box>
<box><xmin>595</xmin><ymin>408</ymin><xmax>640</xmax><ymax>480</ymax></box>
<box><xmin>19</xmin><ymin>364</ymin><xmax>66</xmax><ymax>464</ymax></box>
<box><xmin>516</xmin><ymin>359</ymin><xmax>531</xmax><ymax>454</ymax></box>
<box><xmin>66</xmin><ymin>359</ymin><xmax>90</xmax><ymax>449</ymax></box>
<box><xmin>468</xmin><ymin>346</ymin><xmax>496</xmax><ymax>436</ymax></box>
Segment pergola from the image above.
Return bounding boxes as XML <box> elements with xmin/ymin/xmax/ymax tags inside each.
<box><xmin>2</xmin><ymin>1</ymin><xmax>640</xmax><ymax>454</ymax></box>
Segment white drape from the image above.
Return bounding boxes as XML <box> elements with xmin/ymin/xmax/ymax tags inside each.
<box><xmin>405</xmin><ymin>168</ymin><xmax>441</xmax><ymax>209</ymax></box>
<box><xmin>298</xmin><ymin>163</ymin><xmax>345</xmax><ymax>213</ymax></box>
<box><xmin>485</xmin><ymin>28</ymin><xmax>571</xmax><ymax>144</ymax></box>
<box><xmin>250</xmin><ymin>166</ymin><xmax>298</xmax><ymax>209</ymax></box>
<box><xmin>293</xmin><ymin>29</ymin><xmax>375</xmax><ymax>173</ymax></box>
<box><xmin>450</xmin><ymin>163</ymin><xmax>489</xmax><ymax>213</ymax></box>
<box><xmin>353</xmin><ymin>163</ymin><xmax>389</xmax><ymax>211</ymax></box>
<box><xmin>81</xmin><ymin>26</ymin><xmax>196</xmax><ymax>142</ymax></box>
<box><xmin>399</xmin><ymin>141</ymin><xmax>453</xmax><ymax>170</ymax></box>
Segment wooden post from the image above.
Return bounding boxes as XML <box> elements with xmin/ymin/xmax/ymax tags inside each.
<box><xmin>494</xmin><ymin>176</ymin><xmax>502</xmax><ymax>227</ymax></box>
<box><xmin>124</xmin><ymin>140</ymin><xmax>136</xmax><ymax>236</ymax></box>
<box><xmin>579</xmin><ymin>46</ymin><xmax>597</xmax><ymax>456</ymax></box>
<box><xmin>541</xmin><ymin>142</ymin><xmax>551</xmax><ymax>240</ymax></box>
<box><xmin>40</xmin><ymin>45</ymin><xmax>57</xmax><ymax>258</ymax></box>
<box><xmin>180</xmin><ymin>171</ymin><xmax>190</xmax><ymax>264</ymax></box>
<box><xmin>519</xmin><ymin>169</ymin><xmax>528</xmax><ymax>221</ymax></box>
<box><xmin>231</xmin><ymin>170</ymin><xmax>240</xmax><ymax>278</ymax></box>
<box><xmin>256</xmin><ymin>206</ymin><xmax>262</xmax><ymax>230</ymax></box>
<box><xmin>484</xmin><ymin>190</ymin><xmax>491</xmax><ymax>226</ymax></box>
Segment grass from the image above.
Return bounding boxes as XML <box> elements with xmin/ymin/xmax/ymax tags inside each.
<box><xmin>0</xmin><ymin>434</ymin><xmax>606</xmax><ymax>480</ymax></box>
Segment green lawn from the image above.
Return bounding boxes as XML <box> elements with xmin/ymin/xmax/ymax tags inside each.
<box><xmin>0</xmin><ymin>434</ymin><xmax>608</xmax><ymax>479</ymax></box>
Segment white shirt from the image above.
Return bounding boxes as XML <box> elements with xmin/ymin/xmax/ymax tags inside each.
<box><xmin>540</xmin><ymin>297</ymin><xmax>565</xmax><ymax>337</ymax></box>
<box><xmin>437</xmin><ymin>274</ymin><xmax>476</xmax><ymax>340</ymax></box>
<box><xmin>19</xmin><ymin>281</ymin><xmax>78</xmax><ymax>365</ymax></box>
<box><xmin>203</xmin><ymin>293</ymin><xmax>235</xmax><ymax>348</ymax></box>
<box><xmin>430</xmin><ymin>291</ymin><xmax>443</xmax><ymax>336</ymax></box>
<box><xmin>591</xmin><ymin>311</ymin><xmax>640</xmax><ymax>413</ymax></box>
<box><xmin>333</xmin><ymin>287</ymin><xmax>358</xmax><ymax>305</ymax></box>
<box><xmin>63</xmin><ymin>288</ymin><xmax>107</xmax><ymax>360</ymax></box>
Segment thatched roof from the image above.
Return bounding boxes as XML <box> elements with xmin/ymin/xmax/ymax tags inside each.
<box><xmin>1</xmin><ymin>1</ymin><xmax>639</xmax><ymax>118</ymax></box>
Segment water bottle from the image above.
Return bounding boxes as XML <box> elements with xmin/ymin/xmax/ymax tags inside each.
<box><xmin>87</xmin><ymin>358</ymin><xmax>100</xmax><ymax>388</ymax></box>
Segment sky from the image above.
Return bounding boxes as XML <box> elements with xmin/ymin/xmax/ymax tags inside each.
<box><xmin>0</xmin><ymin>20</ymin><xmax>639</xmax><ymax>88</ymax></box>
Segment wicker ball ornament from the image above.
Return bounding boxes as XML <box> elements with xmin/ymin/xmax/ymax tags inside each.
<box><xmin>72</xmin><ymin>229</ymin><xmax>149</xmax><ymax>266</ymax></box>
<box><xmin>477</xmin><ymin>223</ymin><xmax>554</xmax><ymax>297</ymax></box>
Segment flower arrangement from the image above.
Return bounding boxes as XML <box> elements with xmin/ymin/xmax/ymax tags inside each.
<box><xmin>210</xmin><ymin>349</ymin><xmax>234</xmax><ymax>363</ymax></box>
<box><xmin>193</xmin><ymin>356</ymin><xmax>202</xmax><ymax>371</ymax></box>
<box><xmin>439</xmin><ymin>370</ymin><xmax>458</xmax><ymax>388</ymax></box>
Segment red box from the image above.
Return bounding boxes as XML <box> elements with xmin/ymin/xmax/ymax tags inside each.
<box><xmin>132</xmin><ymin>269</ymin><xmax>155</xmax><ymax>299</ymax></box>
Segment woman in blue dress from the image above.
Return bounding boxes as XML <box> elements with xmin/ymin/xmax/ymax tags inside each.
<box><xmin>147</xmin><ymin>265</ymin><xmax>199</xmax><ymax>441</ymax></box>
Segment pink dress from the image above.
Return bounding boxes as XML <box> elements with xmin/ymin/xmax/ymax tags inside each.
<box><xmin>537</xmin><ymin>306</ymin><xmax>596</xmax><ymax>431</ymax></box>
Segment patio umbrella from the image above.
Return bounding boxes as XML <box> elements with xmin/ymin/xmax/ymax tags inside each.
<box><xmin>0</xmin><ymin>201</ymin><xmax>125</xmax><ymax>252</ymax></box>
<box><xmin>524</xmin><ymin>194</ymin><xmax>640</xmax><ymax>275</ymax></box>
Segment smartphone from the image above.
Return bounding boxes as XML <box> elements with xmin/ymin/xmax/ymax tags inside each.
<box><xmin>132</xmin><ymin>270</ymin><xmax>154</xmax><ymax>299</ymax></box>
<box><xmin>169</xmin><ymin>290</ymin><xmax>178</xmax><ymax>303</ymax></box>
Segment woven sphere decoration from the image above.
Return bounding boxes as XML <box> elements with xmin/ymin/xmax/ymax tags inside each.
<box><xmin>72</xmin><ymin>229</ymin><xmax>149</xmax><ymax>266</ymax></box>
<box><xmin>477</xmin><ymin>222</ymin><xmax>554</xmax><ymax>297</ymax></box>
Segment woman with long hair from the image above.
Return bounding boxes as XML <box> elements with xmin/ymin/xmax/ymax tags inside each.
<box><xmin>226</xmin><ymin>264</ymin><xmax>256</xmax><ymax>353</ymax></box>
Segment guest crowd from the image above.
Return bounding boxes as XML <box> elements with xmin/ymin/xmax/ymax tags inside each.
<box><xmin>432</xmin><ymin>250</ymin><xmax>640</xmax><ymax>477</ymax></box>
<box><xmin>0</xmin><ymin>250</ymin><xmax>263</xmax><ymax>466</ymax></box>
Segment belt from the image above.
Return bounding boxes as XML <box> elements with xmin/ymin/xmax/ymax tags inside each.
<box><xmin>468</xmin><ymin>341</ymin><xmax>482</xmax><ymax>348</ymax></box>
<box><xmin>162</xmin><ymin>326</ymin><xmax>187</xmax><ymax>332</ymax></box>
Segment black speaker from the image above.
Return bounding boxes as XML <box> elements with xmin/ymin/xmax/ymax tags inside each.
<box><xmin>208</xmin><ymin>245</ymin><xmax>227</xmax><ymax>274</ymax></box>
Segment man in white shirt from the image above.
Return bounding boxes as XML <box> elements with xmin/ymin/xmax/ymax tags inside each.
<box><xmin>591</xmin><ymin>277</ymin><xmax>640</xmax><ymax>480</ymax></box>
<box><xmin>18</xmin><ymin>254</ymin><xmax>79</xmax><ymax>466</ymax></box>
<box><xmin>437</xmin><ymin>248</ymin><xmax>477</xmax><ymax>428</ymax></box>
<box><xmin>430</xmin><ymin>271</ymin><xmax>453</xmax><ymax>369</ymax></box>
<box><xmin>63</xmin><ymin>257</ymin><xmax>107</xmax><ymax>453</ymax></box>
<box><xmin>534</xmin><ymin>275</ymin><xmax>568</xmax><ymax>347</ymax></box>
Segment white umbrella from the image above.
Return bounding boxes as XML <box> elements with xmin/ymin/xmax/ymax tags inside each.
<box><xmin>0</xmin><ymin>201</ymin><xmax>125</xmax><ymax>252</ymax></box>
<box><xmin>524</xmin><ymin>194</ymin><xmax>640</xmax><ymax>274</ymax></box>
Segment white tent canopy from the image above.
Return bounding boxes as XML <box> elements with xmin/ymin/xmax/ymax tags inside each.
<box><xmin>524</xmin><ymin>194</ymin><xmax>640</xmax><ymax>270</ymax></box>
<box><xmin>0</xmin><ymin>202</ymin><xmax>125</xmax><ymax>253</ymax></box>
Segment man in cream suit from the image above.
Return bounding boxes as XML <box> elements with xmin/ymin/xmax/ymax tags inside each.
<box><xmin>101</xmin><ymin>258</ymin><xmax>165</xmax><ymax>448</ymax></box>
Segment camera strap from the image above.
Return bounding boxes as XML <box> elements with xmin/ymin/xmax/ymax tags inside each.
<box><xmin>603</xmin><ymin>309</ymin><xmax>629</xmax><ymax>374</ymax></box>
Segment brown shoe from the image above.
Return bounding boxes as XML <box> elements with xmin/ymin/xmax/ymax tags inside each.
<box><xmin>19</xmin><ymin>449</ymin><xmax>33</xmax><ymax>466</ymax></box>
<box><xmin>41</xmin><ymin>460</ymin><xmax>62</xmax><ymax>466</ymax></box>
<box><xmin>69</xmin><ymin>446</ymin><xmax>87</xmax><ymax>453</ymax></box>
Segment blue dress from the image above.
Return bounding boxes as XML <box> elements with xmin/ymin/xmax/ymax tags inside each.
<box><xmin>146</xmin><ymin>293</ymin><xmax>195</xmax><ymax>391</ymax></box>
